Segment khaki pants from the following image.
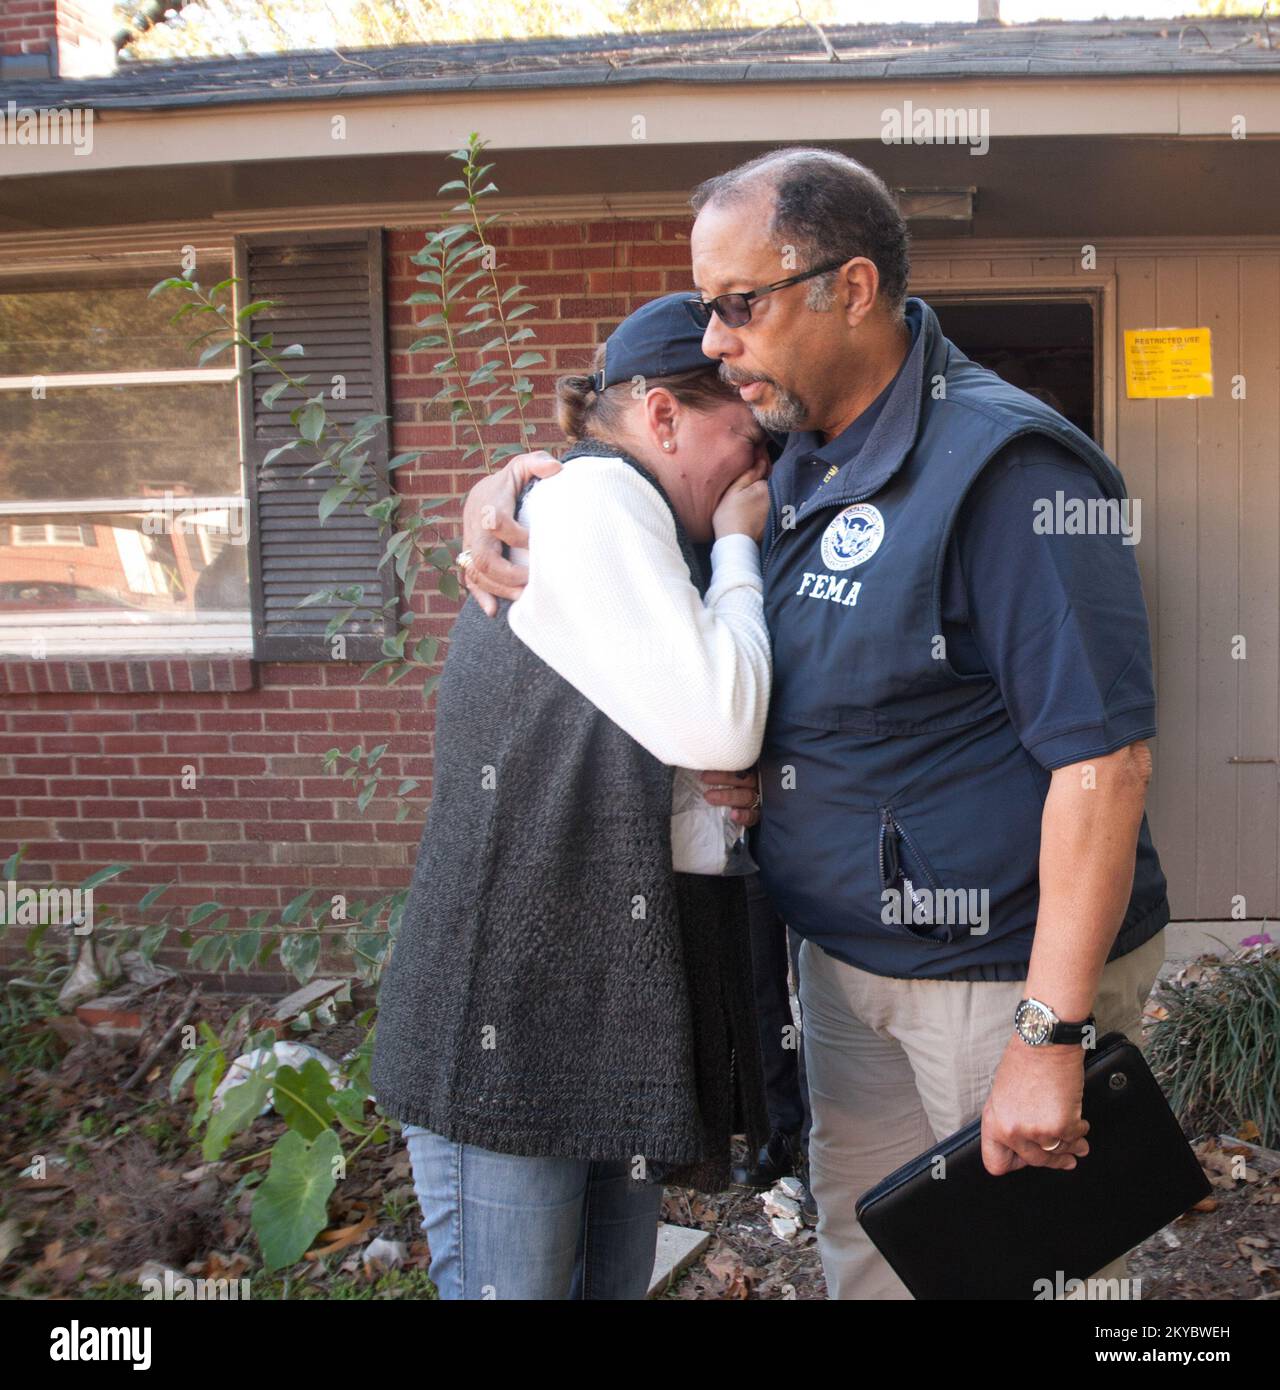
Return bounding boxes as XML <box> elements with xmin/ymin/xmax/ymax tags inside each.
<box><xmin>798</xmin><ymin>928</ymin><xmax>1167</xmax><ymax>1300</ymax></box>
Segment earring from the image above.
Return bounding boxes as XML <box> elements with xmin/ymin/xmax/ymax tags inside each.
<box><xmin>663</xmin><ymin>440</ymin><xmax>673</xmax><ymax>451</ymax></box>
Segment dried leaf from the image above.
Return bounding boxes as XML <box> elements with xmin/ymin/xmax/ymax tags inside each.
<box><xmin>304</xmin><ymin>1213</ymin><xmax>375</xmax><ymax>1259</ymax></box>
<box><xmin>704</xmin><ymin>1245</ymin><xmax>752</xmax><ymax>1299</ymax></box>
<box><xmin>1199</xmin><ymin>1147</ymin><xmax>1235</xmax><ymax>1176</ymax></box>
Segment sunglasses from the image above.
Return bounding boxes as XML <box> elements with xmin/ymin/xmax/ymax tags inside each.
<box><xmin>684</xmin><ymin>258</ymin><xmax>851</xmax><ymax>330</ymax></box>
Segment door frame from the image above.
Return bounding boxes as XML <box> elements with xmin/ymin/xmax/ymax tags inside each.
<box><xmin>907</xmin><ymin>275</ymin><xmax>1118</xmax><ymax>460</ymax></box>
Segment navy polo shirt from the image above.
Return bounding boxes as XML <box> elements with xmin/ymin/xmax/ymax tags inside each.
<box><xmin>783</xmin><ymin>342</ymin><xmax>910</xmax><ymax>510</ymax></box>
<box><xmin>764</xmin><ymin>326</ymin><xmax>1156</xmax><ymax>773</ymax></box>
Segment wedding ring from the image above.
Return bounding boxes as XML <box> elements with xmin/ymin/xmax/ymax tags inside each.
<box><xmin>1041</xmin><ymin>1138</ymin><xmax>1064</xmax><ymax>1153</ymax></box>
<box><xmin>749</xmin><ymin>792</ymin><xmax>762</xmax><ymax>811</ymax></box>
<box><xmin>456</xmin><ymin>548</ymin><xmax>473</xmax><ymax>572</ymax></box>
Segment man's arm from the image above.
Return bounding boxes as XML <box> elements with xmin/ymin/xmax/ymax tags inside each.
<box><xmin>460</xmin><ymin>450</ymin><xmax>561</xmax><ymax>616</ymax></box>
<box><xmin>945</xmin><ymin>436</ymin><xmax>1160</xmax><ymax>1176</ymax></box>
<box><xmin>981</xmin><ymin>739</ymin><xmax>1152</xmax><ymax>1175</ymax></box>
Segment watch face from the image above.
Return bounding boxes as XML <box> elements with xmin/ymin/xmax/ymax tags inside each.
<box><xmin>1016</xmin><ymin>1000</ymin><xmax>1052</xmax><ymax>1044</ymax></box>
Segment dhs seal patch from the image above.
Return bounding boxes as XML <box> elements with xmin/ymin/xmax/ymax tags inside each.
<box><xmin>820</xmin><ymin>503</ymin><xmax>885</xmax><ymax>571</ymax></box>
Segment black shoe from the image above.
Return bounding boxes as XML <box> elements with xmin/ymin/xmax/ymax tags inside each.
<box><xmin>788</xmin><ymin>1145</ymin><xmax>818</xmax><ymax>1222</ymax></box>
<box><xmin>731</xmin><ymin>1129</ymin><xmax>802</xmax><ymax>1190</ymax></box>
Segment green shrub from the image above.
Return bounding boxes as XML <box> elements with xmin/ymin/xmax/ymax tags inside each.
<box><xmin>1146</xmin><ymin>949</ymin><xmax>1280</xmax><ymax>1148</ymax></box>
<box><xmin>0</xmin><ymin>945</ymin><xmax>70</xmax><ymax>1072</ymax></box>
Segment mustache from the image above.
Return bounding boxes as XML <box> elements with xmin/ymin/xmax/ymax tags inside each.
<box><xmin>720</xmin><ymin>365</ymin><xmax>777</xmax><ymax>389</ymax></box>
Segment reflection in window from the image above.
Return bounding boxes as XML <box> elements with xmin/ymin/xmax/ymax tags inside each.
<box><xmin>6</xmin><ymin>522</ymin><xmax>97</xmax><ymax>546</ymax></box>
<box><xmin>0</xmin><ymin>258</ymin><xmax>251</xmax><ymax>655</ymax></box>
<box><xmin>0</xmin><ymin>380</ymin><xmax>241</xmax><ymax>503</ymax></box>
<box><xmin>0</xmin><ymin>502</ymin><xmax>251</xmax><ymax>654</ymax></box>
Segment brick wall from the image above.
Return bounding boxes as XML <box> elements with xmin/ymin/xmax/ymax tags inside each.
<box><xmin>0</xmin><ymin>0</ymin><xmax>114</xmax><ymax>76</ymax></box>
<box><xmin>0</xmin><ymin>0</ymin><xmax>58</xmax><ymax>58</ymax></box>
<box><xmin>0</xmin><ymin>215</ymin><xmax>696</xmax><ymax>991</ymax></box>
<box><xmin>385</xmin><ymin>215</ymin><xmax>696</xmax><ymax>466</ymax></box>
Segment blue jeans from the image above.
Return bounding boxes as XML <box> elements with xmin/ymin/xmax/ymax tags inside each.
<box><xmin>403</xmin><ymin>1125</ymin><xmax>665</xmax><ymax>1300</ymax></box>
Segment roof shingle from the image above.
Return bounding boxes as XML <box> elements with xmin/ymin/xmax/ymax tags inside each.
<box><xmin>5</xmin><ymin>17</ymin><xmax>1278</xmax><ymax>112</ymax></box>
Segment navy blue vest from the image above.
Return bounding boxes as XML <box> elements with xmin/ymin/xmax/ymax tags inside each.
<box><xmin>753</xmin><ymin>297</ymin><xmax>1169</xmax><ymax>980</ymax></box>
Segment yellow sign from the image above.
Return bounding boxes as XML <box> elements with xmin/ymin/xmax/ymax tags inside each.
<box><xmin>1124</xmin><ymin>327</ymin><xmax>1213</xmax><ymax>399</ymax></box>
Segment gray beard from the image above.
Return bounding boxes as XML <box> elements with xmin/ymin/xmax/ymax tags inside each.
<box><xmin>749</xmin><ymin>382</ymin><xmax>808</xmax><ymax>434</ymax></box>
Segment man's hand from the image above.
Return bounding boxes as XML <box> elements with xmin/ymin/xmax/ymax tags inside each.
<box><xmin>699</xmin><ymin>768</ymin><xmax>761</xmax><ymax>827</ymax></box>
<box><xmin>981</xmin><ymin>1035</ymin><xmax>1089</xmax><ymax>1176</ymax></box>
<box><xmin>460</xmin><ymin>450</ymin><xmax>562</xmax><ymax>617</ymax></box>
<box><xmin>982</xmin><ymin>740</ymin><xmax>1153</xmax><ymax>1177</ymax></box>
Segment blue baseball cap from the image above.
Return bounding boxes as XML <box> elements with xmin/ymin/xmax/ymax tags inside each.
<box><xmin>590</xmin><ymin>292</ymin><xmax>717</xmax><ymax>392</ymax></box>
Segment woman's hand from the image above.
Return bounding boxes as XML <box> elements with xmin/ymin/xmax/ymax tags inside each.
<box><xmin>699</xmin><ymin>768</ymin><xmax>761</xmax><ymax>827</ymax></box>
<box><xmin>460</xmin><ymin>450</ymin><xmax>562</xmax><ymax>617</ymax></box>
<box><xmin>711</xmin><ymin>461</ymin><xmax>771</xmax><ymax>545</ymax></box>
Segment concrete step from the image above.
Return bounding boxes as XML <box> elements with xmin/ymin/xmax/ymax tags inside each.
<box><xmin>1161</xmin><ymin>920</ymin><xmax>1273</xmax><ymax>971</ymax></box>
<box><xmin>647</xmin><ymin>1221</ymin><xmax>711</xmax><ymax>1297</ymax></box>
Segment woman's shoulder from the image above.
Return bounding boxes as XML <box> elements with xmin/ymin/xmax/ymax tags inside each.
<box><xmin>520</xmin><ymin>454</ymin><xmax>674</xmax><ymax>533</ymax></box>
<box><xmin>532</xmin><ymin>452</ymin><xmax>656</xmax><ymax>494</ymax></box>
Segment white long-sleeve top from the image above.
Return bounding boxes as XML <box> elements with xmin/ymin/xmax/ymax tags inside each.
<box><xmin>506</xmin><ymin>455</ymin><xmax>772</xmax><ymax>871</ymax></box>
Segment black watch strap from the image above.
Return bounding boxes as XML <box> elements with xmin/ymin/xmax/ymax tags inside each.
<box><xmin>1049</xmin><ymin>1014</ymin><xmax>1097</xmax><ymax>1046</ymax></box>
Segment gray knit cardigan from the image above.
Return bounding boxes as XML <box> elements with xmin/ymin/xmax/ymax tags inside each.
<box><xmin>370</xmin><ymin>440</ymin><xmax>770</xmax><ymax>1193</ymax></box>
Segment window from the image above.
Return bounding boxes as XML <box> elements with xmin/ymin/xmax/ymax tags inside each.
<box><xmin>0</xmin><ymin>258</ymin><xmax>251</xmax><ymax>657</ymax></box>
<box><xmin>925</xmin><ymin>293</ymin><xmax>1101</xmax><ymax>443</ymax></box>
<box><xmin>8</xmin><ymin>522</ymin><xmax>96</xmax><ymax>546</ymax></box>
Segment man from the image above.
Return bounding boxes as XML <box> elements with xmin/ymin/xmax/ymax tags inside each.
<box><xmin>457</xmin><ymin>147</ymin><xmax>1170</xmax><ymax>1299</ymax></box>
<box><xmin>734</xmin><ymin>873</ymin><xmax>812</xmax><ymax>1197</ymax></box>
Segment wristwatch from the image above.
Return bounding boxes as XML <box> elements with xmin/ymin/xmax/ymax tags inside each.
<box><xmin>1013</xmin><ymin>997</ymin><xmax>1096</xmax><ymax>1047</ymax></box>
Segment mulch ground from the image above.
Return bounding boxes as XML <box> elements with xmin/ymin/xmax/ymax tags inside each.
<box><xmin>2</xmin><ymin>979</ymin><xmax>1276</xmax><ymax>1300</ymax></box>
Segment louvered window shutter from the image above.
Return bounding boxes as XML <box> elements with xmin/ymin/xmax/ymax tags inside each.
<box><xmin>235</xmin><ymin>229</ymin><xmax>397</xmax><ymax>661</ymax></box>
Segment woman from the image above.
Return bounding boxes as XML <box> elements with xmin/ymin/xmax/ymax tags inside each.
<box><xmin>370</xmin><ymin>293</ymin><xmax>774</xmax><ymax>1300</ymax></box>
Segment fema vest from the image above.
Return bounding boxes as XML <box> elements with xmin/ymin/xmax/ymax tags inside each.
<box><xmin>753</xmin><ymin>297</ymin><xmax>1170</xmax><ymax>981</ymax></box>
